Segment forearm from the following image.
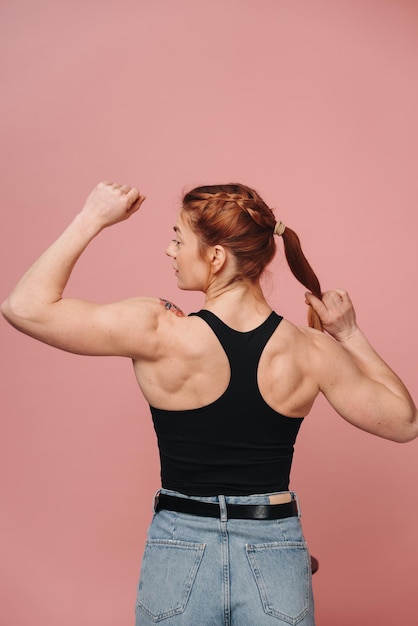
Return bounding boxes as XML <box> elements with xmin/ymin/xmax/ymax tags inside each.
<box><xmin>339</xmin><ymin>327</ymin><xmax>412</xmax><ymax>397</ymax></box>
<box><xmin>337</xmin><ymin>326</ymin><xmax>417</xmax><ymax>432</ymax></box>
<box><xmin>1</xmin><ymin>212</ymin><xmax>101</xmax><ymax>325</ymax></box>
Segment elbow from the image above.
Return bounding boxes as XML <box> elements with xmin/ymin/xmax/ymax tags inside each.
<box><xmin>394</xmin><ymin>433</ymin><xmax>418</xmax><ymax>444</ymax></box>
<box><xmin>1</xmin><ymin>297</ymin><xmax>22</xmax><ymax>331</ymax></box>
<box><xmin>392</xmin><ymin>409</ymin><xmax>418</xmax><ymax>443</ymax></box>
<box><xmin>404</xmin><ymin>424</ymin><xmax>418</xmax><ymax>443</ymax></box>
<box><xmin>1</xmin><ymin>294</ymin><xmax>36</xmax><ymax>330</ymax></box>
<box><xmin>404</xmin><ymin>407</ymin><xmax>418</xmax><ymax>442</ymax></box>
<box><xmin>1</xmin><ymin>297</ymin><xmax>14</xmax><ymax>323</ymax></box>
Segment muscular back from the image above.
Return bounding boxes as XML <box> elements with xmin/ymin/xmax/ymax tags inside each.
<box><xmin>132</xmin><ymin>305</ymin><xmax>320</xmax><ymax>418</ymax></box>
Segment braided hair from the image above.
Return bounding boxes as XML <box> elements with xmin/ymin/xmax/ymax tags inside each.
<box><xmin>182</xmin><ymin>183</ymin><xmax>322</xmax><ymax>330</ymax></box>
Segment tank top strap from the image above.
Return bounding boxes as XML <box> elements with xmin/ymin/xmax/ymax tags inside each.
<box><xmin>189</xmin><ymin>309</ymin><xmax>283</xmax><ymax>367</ymax></box>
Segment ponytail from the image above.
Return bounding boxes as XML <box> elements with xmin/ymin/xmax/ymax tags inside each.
<box><xmin>280</xmin><ymin>227</ymin><xmax>323</xmax><ymax>331</ymax></box>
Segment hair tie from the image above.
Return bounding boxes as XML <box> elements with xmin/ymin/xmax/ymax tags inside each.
<box><xmin>274</xmin><ymin>221</ymin><xmax>286</xmax><ymax>237</ymax></box>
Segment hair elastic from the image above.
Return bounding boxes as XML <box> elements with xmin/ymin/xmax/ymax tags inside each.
<box><xmin>274</xmin><ymin>221</ymin><xmax>286</xmax><ymax>237</ymax></box>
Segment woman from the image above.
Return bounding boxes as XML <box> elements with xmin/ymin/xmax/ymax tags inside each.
<box><xmin>2</xmin><ymin>181</ymin><xmax>417</xmax><ymax>625</ymax></box>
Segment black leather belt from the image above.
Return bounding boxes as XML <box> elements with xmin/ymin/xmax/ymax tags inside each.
<box><xmin>155</xmin><ymin>493</ymin><xmax>298</xmax><ymax>520</ymax></box>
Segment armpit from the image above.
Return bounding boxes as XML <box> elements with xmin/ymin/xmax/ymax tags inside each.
<box><xmin>159</xmin><ymin>298</ymin><xmax>185</xmax><ymax>317</ymax></box>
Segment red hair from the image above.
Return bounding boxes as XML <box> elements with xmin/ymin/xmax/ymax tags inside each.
<box><xmin>182</xmin><ymin>183</ymin><xmax>323</xmax><ymax>329</ymax></box>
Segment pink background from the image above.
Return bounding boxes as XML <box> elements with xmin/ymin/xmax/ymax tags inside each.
<box><xmin>1</xmin><ymin>1</ymin><xmax>417</xmax><ymax>624</ymax></box>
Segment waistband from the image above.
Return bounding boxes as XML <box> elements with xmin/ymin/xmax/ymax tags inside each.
<box><xmin>154</xmin><ymin>492</ymin><xmax>299</xmax><ymax>520</ymax></box>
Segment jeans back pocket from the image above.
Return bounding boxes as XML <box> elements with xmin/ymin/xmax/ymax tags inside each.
<box><xmin>246</xmin><ymin>541</ymin><xmax>312</xmax><ymax>625</ymax></box>
<box><xmin>136</xmin><ymin>539</ymin><xmax>205</xmax><ymax>622</ymax></box>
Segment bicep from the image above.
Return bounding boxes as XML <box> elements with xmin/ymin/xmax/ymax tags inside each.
<box><xmin>12</xmin><ymin>297</ymin><xmax>159</xmax><ymax>358</ymax></box>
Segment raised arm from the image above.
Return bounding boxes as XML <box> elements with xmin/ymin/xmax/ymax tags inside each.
<box><xmin>0</xmin><ymin>182</ymin><xmax>159</xmax><ymax>358</ymax></box>
<box><xmin>305</xmin><ymin>289</ymin><xmax>418</xmax><ymax>443</ymax></box>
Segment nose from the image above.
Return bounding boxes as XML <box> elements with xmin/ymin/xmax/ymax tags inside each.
<box><xmin>165</xmin><ymin>240</ymin><xmax>176</xmax><ymax>258</ymax></box>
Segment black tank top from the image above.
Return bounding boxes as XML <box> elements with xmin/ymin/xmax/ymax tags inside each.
<box><xmin>150</xmin><ymin>310</ymin><xmax>304</xmax><ymax>496</ymax></box>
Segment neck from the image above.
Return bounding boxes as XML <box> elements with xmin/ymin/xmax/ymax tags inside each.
<box><xmin>202</xmin><ymin>279</ymin><xmax>271</xmax><ymax>328</ymax></box>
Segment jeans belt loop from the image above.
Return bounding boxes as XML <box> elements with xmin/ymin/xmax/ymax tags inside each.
<box><xmin>218</xmin><ymin>495</ymin><xmax>228</xmax><ymax>522</ymax></box>
<box><xmin>292</xmin><ymin>491</ymin><xmax>302</xmax><ymax>518</ymax></box>
<box><xmin>153</xmin><ymin>489</ymin><xmax>161</xmax><ymax>513</ymax></box>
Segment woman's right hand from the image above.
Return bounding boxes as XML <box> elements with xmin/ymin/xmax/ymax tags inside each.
<box><xmin>80</xmin><ymin>182</ymin><xmax>146</xmax><ymax>231</ymax></box>
<box><xmin>1</xmin><ymin>181</ymin><xmax>146</xmax><ymax>352</ymax></box>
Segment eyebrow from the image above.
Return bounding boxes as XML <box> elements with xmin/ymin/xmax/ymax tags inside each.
<box><xmin>173</xmin><ymin>226</ymin><xmax>182</xmax><ymax>234</ymax></box>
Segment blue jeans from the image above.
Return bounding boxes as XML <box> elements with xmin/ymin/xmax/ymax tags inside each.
<box><xmin>135</xmin><ymin>489</ymin><xmax>315</xmax><ymax>625</ymax></box>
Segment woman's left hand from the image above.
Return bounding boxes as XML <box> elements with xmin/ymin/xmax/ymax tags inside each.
<box><xmin>305</xmin><ymin>289</ymin><xmax>358</xmax><ymax>342</ymax></box>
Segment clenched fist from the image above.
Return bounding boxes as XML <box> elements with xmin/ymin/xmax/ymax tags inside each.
<box><xmin>80</xmin><ymin>182</ymin><xmax>146</xmax><ymax>230</ymax></box>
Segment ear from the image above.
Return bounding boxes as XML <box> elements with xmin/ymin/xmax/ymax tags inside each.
<box><xmin>207</xmin><ymin>244</ymin><xmax>227</xmax><ymax>274</ymax></box>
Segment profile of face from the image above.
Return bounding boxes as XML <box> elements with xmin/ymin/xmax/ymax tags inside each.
<box><xmin>165</xmin><ymin>211</ymin><xmax>212</xmax><ymax>291</ymax></box>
